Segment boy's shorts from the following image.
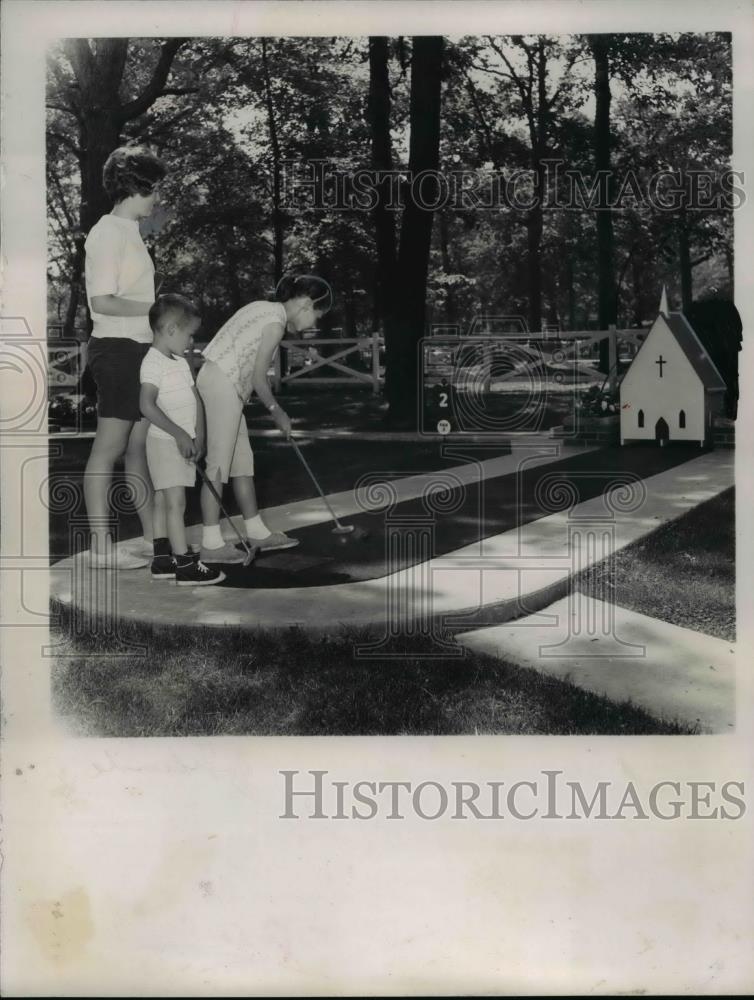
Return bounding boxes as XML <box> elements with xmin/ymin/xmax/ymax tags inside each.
<box><xmin>146</xmin><ymin>435</ymin><xmax>197</xmax><ymax>491</ymax></box>
<box><xmin>196</xmin><ymin>360</ymin><xmax>255</xmax><ymax>484</ymax></box>
<box><xmin>86</xmin><ymin>337</ymin><xmax>151</xmax><ymax>422</ymax></box>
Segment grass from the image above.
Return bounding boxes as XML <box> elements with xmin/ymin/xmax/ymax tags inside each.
<box><xmin>51</xmin><ymin>603</ymin><xmax>691</xmax><ymax>738</ymax></box>
<box><xmin>577</xmin><ymin>487</ymin><xmax>735</xmax><ymax>641</ymax></box>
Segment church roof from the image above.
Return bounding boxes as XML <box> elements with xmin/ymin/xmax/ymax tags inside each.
<box><xmin>663</xmin><ymin>311</ymin><xmax>727</xmax><ymax>390</ymax></box>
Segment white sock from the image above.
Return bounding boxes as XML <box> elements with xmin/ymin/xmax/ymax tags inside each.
<box><xmin>202</xmin><ymin>524</ymin><xmax>224</xmax><ymax>549</ymax></box>
<box><xmin>244</xmin><ymin>515</ymin><xmax>271</xmax><ymax>540</ymax></box>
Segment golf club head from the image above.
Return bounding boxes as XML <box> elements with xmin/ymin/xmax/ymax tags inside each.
<box><xmin>233</xmin><ymin>542</ymin><xmax>257</xmax><ymax>566</ymax></box>
<box><xmin>332</xmin><ymin>524</ymin><xmax>355</xmax><ymax>535</ymax></box>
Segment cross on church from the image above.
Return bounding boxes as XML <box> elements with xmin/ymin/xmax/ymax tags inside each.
<box><xmin>656</xmin><ymin>355</ymin><xmax>666</xmax><ymax>377</ymax></box>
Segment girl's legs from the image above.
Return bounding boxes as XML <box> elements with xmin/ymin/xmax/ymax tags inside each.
<box><xmin>197</xmin><ymin>361</ymin><xmax>246</xmax><ymax>561</ymax></box>
<box><xmin>125</xmin><ymin>418</ymin><xmax>155</xmax><ymax>544</ymax></box>
<box><xmin>231</xmin><ymin>475</ymin><xmax>259</xmax><ymax>519</ymax></box>
<box><xmin>83</xmin><ymin>416</ymin><xmax>133</xmax><ymax>552</ymax></box>
<box><xmin>200</xmin><ymin>470</ymin><xmax>224</xmax><ymax>528</ymax></box>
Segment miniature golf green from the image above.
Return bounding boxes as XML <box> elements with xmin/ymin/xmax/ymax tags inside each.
<box><xmin>217</xmin><ymin>445</ymin><xmax>704</xmax><ymax>589</ymax></box>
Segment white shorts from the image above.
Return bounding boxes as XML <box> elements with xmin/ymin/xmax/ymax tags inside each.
<box><xmin>146</xmin><ymin>434</ymin><xmax>197</xmax><ymax>491</ymax></box>
<box><xmin>196</xmin><ymin>360</ymin><xmax>255</xmax><ymax>484</ymax></box>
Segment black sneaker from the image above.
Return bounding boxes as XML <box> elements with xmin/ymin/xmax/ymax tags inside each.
<box><xmin>151</xmin><ymin>556</ymin><xmax>176</xmax><ymax>580</ymax></box>
<box><xmin>175</xmin><ymin>558</ymin><xmax>226</xmax><ymax>587</ymax></box>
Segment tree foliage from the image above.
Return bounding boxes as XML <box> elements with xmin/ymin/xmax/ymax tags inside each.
<box><xmin>47</xmin><ymin>32</ymin><xmax>736</xmax><ymax>410</ymax></box>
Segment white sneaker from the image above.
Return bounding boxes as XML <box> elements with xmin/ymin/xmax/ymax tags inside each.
<box><xmin>124</xmin><ymin>536</ymin><xmax>154</xmax><ymax>560</ymax></box>
<box><xmin>87</xmin><ymin>547</ymin><xmax>149</xmax><ymax>570</ymax></box>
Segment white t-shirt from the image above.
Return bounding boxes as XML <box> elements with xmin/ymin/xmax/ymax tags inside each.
<box><xmin>140</xmin><ymin>347</ymin><xmax>197</xmax><ymax>441</ymax></box>
<box><xmin>202</xmin><ymin>301</ymin><xmax>287</xmax><ymax>402</ymax></box>
<box><xmin>85</xmin><ymin>214</ymin><xmax>155</xmax><ymax>343</ymax></box>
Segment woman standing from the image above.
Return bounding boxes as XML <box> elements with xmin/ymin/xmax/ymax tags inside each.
<box><xmin>83</xmin><ymin>146</ymin><xmax>166</xmax><ymax>568</ymax></box>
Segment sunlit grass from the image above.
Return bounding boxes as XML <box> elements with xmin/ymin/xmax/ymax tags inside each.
<box><xmin>51</xmin><ymin>605</ymin><xmax>691</xmax><ymax>738</ymax></box>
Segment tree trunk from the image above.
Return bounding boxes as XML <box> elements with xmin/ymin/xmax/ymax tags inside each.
<box><xmin>565</xmin><ymin>257</ymin><xmax>576</xmax><ymax>331</ymax></box>
<box><xmin>725</xmin><ymin>246</ymin><xmax>734</xmax><ymax>298</ymax></box>
<box><xmin>79</xmin><ymin>112</ymin><xmax>122</xmax><ymax>234</ymax></box>
<box><xmin>526</xmin><ymin>43</ymin><xmax>549</xmax><ymax>334</ymax></box>
<box><xmin>385</xmin><ymin>36</ymin><xmax>444</xmax><ymax>424</ymax></box>
<box><xmin>367</xmin><ymin>37</ymin><xmax>398</xmax><ymax>336</ymax></box>
<box><xmin>226</xmin><ymin>231</ymin><xmax>243</xmax><ymax>313</ymax></box>
<box><xmin>63</xmin><ymin>239</ymin><xmax>85</xmax><ymax>339</ymax></box>
<box><xmin>526</xmin><ymin>202</ymin><xmax>543</xmax><ymax>332</ymax></box>
<box><xmin>591</xmin><ymin>36</ymin><xmax>616</xmax><ymax>371</ymax></box>
<box><xmin>261</xmin><ymin>38</ymin><xmax>284</xmax><ymax>287</ymax></box>
<box><xmin>631</xmin><ymin>252</ymin><xmax>643</xmax><ymax>326</ymax></box>
<box><xmin>439</xmin><ymin>211</ymin><xmax>457</xmax><ymax>323</ymax></box>
<box><xmin>345</xmin><ymin>288</ymin><xmax>357</xmax><ymax>338</ymax></box>
<box><xmin>678</xmin><ymin>214</ymin><xmax>693</xmax><ymax>311</ymax></box>
<box><xmin>542</xmin><ymin>262</ymin><xmax>559</xmax><ymax>327</ymax></box>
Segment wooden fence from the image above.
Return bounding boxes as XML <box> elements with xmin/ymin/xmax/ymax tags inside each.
<box><xmin>272</xmin><ymin>334</ymin><xmax>384</xmax><ymax>394</ymax></box>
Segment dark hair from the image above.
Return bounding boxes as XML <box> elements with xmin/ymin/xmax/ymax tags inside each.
<box><xmin>149</xmin><ymin>293</ymin><xmax>201</xmax><ymax>334</ymax></box>
<box><xmin>275</xmin><ymin>274</ymin><xmax>332</xmax><ymax>313</ymax></box>
<box><xmin>102</xmin><ymin>145</ymin><xmax>167</xmax><ymax>204</ymax></box>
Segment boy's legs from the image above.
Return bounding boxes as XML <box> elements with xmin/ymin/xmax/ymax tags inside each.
<box><xmin>152</xmin><ymin>488</ymin><xmax>167</xmax><ymax>541</ymax></box>
<box><xmin>150</xmin><ymin>489</ymin><xmax>175</xmax><ymax>579</ymax></box>
<box><xmin>125</xmin><ymin>418</ymin><xmax>155</xmax><ymax>547</ymax></box>
<box><xmin>163</xmin><ymin>486</ymin><xmax>188</xmax><ymax>557</ymax></box>
<box><xmin>84</xmin><ymin>416</ymin><xmax>133</xmax><ymax>552</ymax></box>
<box><xmin>162</xmin><ymin>485</ymin><xmax>225</xmax><ymax>586</ymax></box>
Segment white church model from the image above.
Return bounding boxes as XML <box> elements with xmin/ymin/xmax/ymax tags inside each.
<box><xmin>620</xmin><ymin>288</ymin><xmax>727</xmax><ymax>447</ymax></box>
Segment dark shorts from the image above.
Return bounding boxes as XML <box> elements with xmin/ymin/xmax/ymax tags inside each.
<box><xmin>85</xmin><ymin>337</ymin><xmax>151</xmax><ymax>422</ymax></box>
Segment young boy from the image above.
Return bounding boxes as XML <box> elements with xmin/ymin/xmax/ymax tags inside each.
<box><xmin>139</xmin><ymin>294</ymin><xmax>226</xmax><ymax>586</ymax></box>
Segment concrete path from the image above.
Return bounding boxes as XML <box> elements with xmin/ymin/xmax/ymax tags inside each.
<box><xmin>49</xmin><ymin>448</ymin><xmax>734</xmax><ymax>630</ymax></box>
<box><xmin>455</xmin><ymin>596</ymin><xmax>736</xmax><ymax>733</ymax></box>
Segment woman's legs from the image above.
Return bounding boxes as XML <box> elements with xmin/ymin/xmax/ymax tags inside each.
<box><xmin>83</xmin><ymin>416</ymin><xmax>133</xmax><ymax>552</ymax></box>
<box><xmin>125</xmin><ymin>418</ymin><xmax>155</xmax><ymax>543</ymax></box>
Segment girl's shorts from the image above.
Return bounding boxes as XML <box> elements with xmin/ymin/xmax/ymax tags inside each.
<box><xmin>196</xmin><ymin>360</ymin><xmax>255</xmax><ymax>484</ymax></box>
<box><xmin>86</xmin><ymin>337</ymin><xmax>150</xmax><ymax>422</ymax></box>
<box><xmin>146</xmin><ymin>435</ymin><xmax>197</xmax><ymax>491</ymax></box>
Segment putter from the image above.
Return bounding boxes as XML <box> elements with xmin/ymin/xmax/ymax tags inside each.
<box><xmin>288</xmin><ymin>437</ymin><xmax>354</xmax><ymax>535</ymax></box>
<box><xmin>195</xmin><ymin>463</ymin><xmax>256</xmax><ymax>565</ymax></box>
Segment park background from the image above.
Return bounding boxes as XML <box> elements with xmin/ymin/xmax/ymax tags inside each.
<box><xmin>46</xmin><ymin>32</ymin><xmax>736</xmax><ymax>424</ymax></box>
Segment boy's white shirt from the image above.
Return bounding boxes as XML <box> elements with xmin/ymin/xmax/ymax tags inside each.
<box><xmin>140</xmin><ymin>347</ymin><xmax>197</xmax><ymax>440</ymax></box>
<box><xmin>202</xmin><ymin>300</ymin><xmax>287</xmax><ymax>401</ymax></box>
<box><xmin>85</xmin><ymin>213</ymin><xmax>155</xmax><ymax>343</ymax></box>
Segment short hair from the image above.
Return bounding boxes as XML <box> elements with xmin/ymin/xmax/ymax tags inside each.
<box><xmin>275</xmin><ymin>274</ymin><xmax>332</xmax><ymax>314</ymax></box>
<box><xmin>102</xmin><ymin>145</ymin><xmax>167</xmax><ymax>204</ymax></box>
<box><xmin>149</xmin><ymin>293</ymin><xmax>201</xmax><ymax>334</ymax></box>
